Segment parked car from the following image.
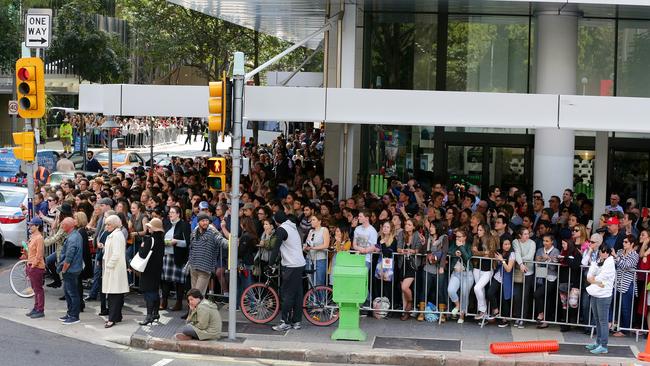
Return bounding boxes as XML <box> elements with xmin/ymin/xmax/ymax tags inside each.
<box><xmin>94</xmin><ymin>150</ymin><xmax>144</xmax><ymax>169</ymax></box>
<box><xmin>48</xmin><ymin>170</ymin><xmax>99</xmax><ymax>185</ymax></box>
<box><xmin>0</xmin><ymin>184</ymin><xmax>28</xmax><ymax>254</ymax></box>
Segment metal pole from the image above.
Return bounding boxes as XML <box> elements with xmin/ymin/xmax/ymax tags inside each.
<box><xmin>228</xmin><ymin>51</ymin><xmax>245</xmax><ymax>341</ymax></box>
<box><xmin>150</xmin><ymin>118</ymin><xmax>154</xmax><ymax>170</ymax></box>
<box><xmin>108</xmin><ymin>127</ymin><xmax>113</xmax><ymax>173</ymax></box>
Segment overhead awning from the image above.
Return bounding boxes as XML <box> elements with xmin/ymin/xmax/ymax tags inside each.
<box><xmin>167</xmin><ymin>0</ymin><xmax>650</xmax><ymax>50</ymax></box>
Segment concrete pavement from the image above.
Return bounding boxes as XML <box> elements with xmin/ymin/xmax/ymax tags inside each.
<box><xmin>0</xmin><ymin>258</ymin><xmax>645</xmax><ymax>366</ymax></box>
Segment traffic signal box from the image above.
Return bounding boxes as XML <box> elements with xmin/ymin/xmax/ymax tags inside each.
<box><xmin>16</xmin><ymin>57</ymin><xmax>45</xmax><ymax>119</ymax></box>
<box><xmin>207</xmin><ymin>157</ymin><xmax>227</xmax><ymax>191</ymax></box>
<box><xmin>208</xmin><ymin>71</ymin><xmax>232</xmax><ymax>135</ymax></box>
<box><xmin>13</xmin><ymin>132</ymin><xmax>35</xmax><ymax>161</ymax></box>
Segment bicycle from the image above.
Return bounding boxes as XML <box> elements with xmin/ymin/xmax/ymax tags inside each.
<box><xmin>10</xmin><ymin>259</ymin><xmax>34</xmax><ymax>298</ymax></box>
<box><xmin>240</xmin><ymin>265</ymin><xmax>338</xmax><ymax>326</ymax></box>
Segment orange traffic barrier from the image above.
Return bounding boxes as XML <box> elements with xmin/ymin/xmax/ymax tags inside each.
<box><xmin>638</xmin><ymin>332</ymin><xmax>650</xmax><ymax>361</ymax></box>
<box><xmin>489</xmin><ymin>340</ymin><xmax>559</xmax><ymax>355</ymax></box>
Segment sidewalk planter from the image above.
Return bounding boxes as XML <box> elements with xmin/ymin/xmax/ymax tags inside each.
<box><xmin>331</xmin><ymin>251</ymin><xmax>367</xmax><ymax>341</ymax></box>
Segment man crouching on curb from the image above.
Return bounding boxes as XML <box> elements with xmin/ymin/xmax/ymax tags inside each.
<box><xmin>175</xmin><ymin>288</ymin><xmax>222</xmax><ymax>341</ymax></box>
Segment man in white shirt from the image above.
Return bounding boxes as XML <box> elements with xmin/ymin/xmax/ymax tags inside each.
<box><xmin>352</xmin><ymin>210</ymin><xmax>378</xmax><ymax>306</ymax></box>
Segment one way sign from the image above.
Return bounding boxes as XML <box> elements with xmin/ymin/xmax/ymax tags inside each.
<box><xmin>25</xmin><ymin>9</ymin><xmax>52</xmax><ymax>49</ymax></box>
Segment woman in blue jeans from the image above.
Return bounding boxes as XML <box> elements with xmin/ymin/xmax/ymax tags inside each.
<box><xmin>586</xmin><ymin>244</ymin><xmax>616</xmax><ymax>355</ymax></box>
<box><xmin>610</xmin><ymin>235</ymin><xmax>639</xmax><ymax>337</ymax></box>
<box><xmin>304</xmin><ymin>214</ymin><xmax>330</xmax><ymax>286</ymax></box>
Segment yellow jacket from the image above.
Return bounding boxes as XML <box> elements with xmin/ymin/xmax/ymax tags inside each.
<box><xmin>59</xmin><ymin>123</ymin><xmax>72</xmax><ymax>139</ymax></box>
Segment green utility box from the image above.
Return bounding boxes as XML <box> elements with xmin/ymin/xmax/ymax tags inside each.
<box><xmin>331</xmin><ymin>251</ymin><xmax>368</xmax><ymax>341</ymax></box>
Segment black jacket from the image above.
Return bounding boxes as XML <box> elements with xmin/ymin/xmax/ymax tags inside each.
<box><xmin>138</xmin><ymin>232</ymin><xmax>165</xmax><ymax>292</ymax></box>
<box><xmin>163</xmin><ymin>219</ymin><xmax>191</xmax><ymax>266</ymax></box>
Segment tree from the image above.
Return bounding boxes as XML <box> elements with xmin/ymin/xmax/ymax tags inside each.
<box><xmin>119</xmin><ymin>0</ymin><xmax>322</xmax><ymax>85</ymax></box>
<box><xmin>50</xmin><ymin>0</ymin><xmax>130</xmax><ymax>83</ymax></box>
<box><xmin>0</xmin><ymin>0</ymin><xmax>21</xmax><ymax>73</ymax></box>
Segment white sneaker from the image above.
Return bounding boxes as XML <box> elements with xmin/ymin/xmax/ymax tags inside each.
<box><xmin>516</xmin><ymin>320</ymin><xmax>525</xmax><ymax>329</ymax></box>
<box><xmin>457</xmin><ymin>318</ymin><xmax>464</xmax><ymax>324</ymax></box>
<box><xmin>272</xmin><ymin>321</ymin><xmax>292</xmax><ymax>331</ymax></box>
<box><xmin>451</xmin><ymin>307</ymin><xmax>459</xmax><ymax>316</ymax></box>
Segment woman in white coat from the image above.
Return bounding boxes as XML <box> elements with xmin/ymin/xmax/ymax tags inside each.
<box><xmin>102</xmin><ymin>215</ymin><xmax>130</xmax><ymax>328</ymax></box>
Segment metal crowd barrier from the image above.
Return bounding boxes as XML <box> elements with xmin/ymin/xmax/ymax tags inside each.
<box><xmin>81</xmin><ymin>127</ymin><xmax>181</xmax><ymax>148</ymax></box>
<box><xmin>341</xmin><ymin>251</ymin><xmax>650</xmax><ymax>340</ymax></box>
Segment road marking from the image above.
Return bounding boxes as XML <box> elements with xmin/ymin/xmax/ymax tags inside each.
<box><xmin>151</xmin><ymin>359</ymin><xmax>173</xmax><ymax>366</ymax></box>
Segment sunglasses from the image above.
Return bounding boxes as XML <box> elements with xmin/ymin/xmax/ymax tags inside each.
<box><xmin>573</xmin><ymin>228</ymin><xmax>581</xmax><ymax>232</ymax></box>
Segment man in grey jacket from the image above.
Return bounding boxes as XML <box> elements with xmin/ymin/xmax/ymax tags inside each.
<box><xmin>58</xmin><ymin>218</ymin><xmax>84</xmax><ymax>325</ymax></box>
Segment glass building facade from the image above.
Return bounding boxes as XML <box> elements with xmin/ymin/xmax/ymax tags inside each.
<box><xmin>362</xmin><ymin>8</ymin><xmax>650</xmax><ymax>204</ymax></box>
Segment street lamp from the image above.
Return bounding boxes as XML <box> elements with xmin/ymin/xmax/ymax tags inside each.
<box><xmin>101</xmin><ymin>116</ymin><xmax>119</xmax><ymax>173</ymax></box>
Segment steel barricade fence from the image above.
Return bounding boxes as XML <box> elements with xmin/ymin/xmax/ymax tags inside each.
<box><xmin>348</xmin><ymin>252</ymin><xmax>649</xmax><ymax>337</ymax></box>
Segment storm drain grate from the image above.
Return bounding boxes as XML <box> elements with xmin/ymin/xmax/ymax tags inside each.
<box><xmin>556</xmin><ymin>343</ymin><xmax>634</xmax><ymax>358</ymax></box>
<box><xmin>373</xmin><ymin>336</ymin><xmax>461</xmax><ymax>352</ymax></box>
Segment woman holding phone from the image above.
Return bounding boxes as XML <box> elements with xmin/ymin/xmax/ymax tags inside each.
<box><xmin>585</xmin><ymin>244</ymin><xmax>616</xmax><ymax>354</ymax></box>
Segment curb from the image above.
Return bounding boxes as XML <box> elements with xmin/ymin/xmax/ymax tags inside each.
<box><xmin>129</xmin><ymin>334</ymin><xmax>632</xmax><ymax>366</ymax></box>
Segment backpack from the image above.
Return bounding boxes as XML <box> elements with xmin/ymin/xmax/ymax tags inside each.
<box><xmin>424</xmin><ymin>302</ymin><xmax>439</xmax><ymax>322</ymax></box>
<box><xmin>372</xmin><ymin>297</ymin><xmax>390</xmax><ymax>319</ymax></box>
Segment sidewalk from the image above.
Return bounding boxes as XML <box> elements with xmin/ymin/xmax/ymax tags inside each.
<box><xmin>0</xmin><ymin>266</ymin><xmax>645</xmax><ymax>366</ymax></box>
<box><xmin>40</xmin><ymin>134</ymin><xmax>232</xmax><ymax>155</ymax></box>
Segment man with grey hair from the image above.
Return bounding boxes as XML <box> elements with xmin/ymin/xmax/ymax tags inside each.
<box><xmin>58</xmin><ymin>218</ymin><xmax>83</xmax><ymax>325</ymax></box>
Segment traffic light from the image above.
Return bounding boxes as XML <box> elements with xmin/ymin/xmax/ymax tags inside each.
<box><xmin>12</xmin><ymin>132</ymin><xmax>35</xmax><ymax>161</ymax></box>
<box><xmin>207</xmin><ymin>157</ymin><xmax>227</xmax><ymax>191</ymax></box>
<box><xmin>208</xmin><ymin>71</ymin><xmax>232</xmax><ymax>135</ymax></box>
<box><xmin>15</xmin><ymin>57</ymin><xmax>45</xmax><ymax>119</ymax></box>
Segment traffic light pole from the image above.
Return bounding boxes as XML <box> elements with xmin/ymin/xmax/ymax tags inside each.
<box><xmin>227</xmin><ymin>52</ymin><xmax>245</xmax><ymax>341</ymax></box>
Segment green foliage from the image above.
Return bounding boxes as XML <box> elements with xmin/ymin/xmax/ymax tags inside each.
<box><xmin>50</xmin><ymin>0</ymin><xmax>130</xmax><ymax>83</ymax></box>
<box><xmin>119</xmin><ymin>0</ymin><xmax>321</xmax><ymax>84</ymax></box>
<box><xmin>0</xmin><ymin>0</ymin><xmax>21</xmax><ymax>73</ymax></box>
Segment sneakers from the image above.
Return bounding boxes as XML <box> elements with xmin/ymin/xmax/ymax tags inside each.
<box><xmin>475</xmin><ymin>312</ymin><xmax>485</xmax><ymax>321</ymax></box>
<box><xmin>498</xmin><ymin>320</ymin><xmax>510</xmax><ymax>328</ymax></box>
<box><xmin>272</xmin><ymin>321</ymin><xmax>292</xmax><ymax>332</ymax></box>
<box><xmin>30</xmin><ymin>312</ymin><xmax>44</xmax><ymax>319</ymax></box>
<box><xmin>62</xmin><ymin>318</ymin><xmax>80</xmax><ymax>325</ymax></box>
<box><xmin>292</xmin><ymin>322</ymin><xmax>301</xmax><ymax>330</ymax></box>
<box><xmin>26</xmin><ymin>309</ymin><xmax>36</xmax><ymax>317</ymax></box>
<box><xmin>58</xmin><ymin>315</ymin><xmax>70</xmax><ymax>322</ymax></box>
<box><xmin>585</xmin><ymin>343</ymin><xmax>599</xmax><ymax>350</ymax></box>
<box><xmin>450</xmin><ymin>307</ymin><xmax>459</xmax><ymax>317</ymax></box>
<box><xmin>590</xmin><ymin>345</ymin><xmax>608</xmax><ymax>354</ymax></box>
<box><xmin>457</xmin><ymin>317</ymin><xmax>464</xmax><ymax>324</ymax></box>
<box><xmin>515</xmin><ymin>320</ymin><xmax>525</xmax><ymax>329</ymax></box>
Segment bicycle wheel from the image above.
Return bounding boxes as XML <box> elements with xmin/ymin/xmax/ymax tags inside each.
<box><xmin>303</xmin><ymin>285</ymin><xmax>338</xmax><ymax>326</ymax></box>
<box><xmin>10</xmin><ymin>260</ymin><xmax>34</xmax><ymax>298</ymax></box>
<box><xmin>240</xmin><ymin>283</ymin><xmax>280</xmax><ymax>324</ymax></box>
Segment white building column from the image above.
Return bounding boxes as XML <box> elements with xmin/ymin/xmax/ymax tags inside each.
<box><xmin>533</xmin><ymin>6</ymin><xmax>579</xmax><ymax>198</ymax></box>
<box><xmin>593</xmin><ymin>131</ymin><xmax>609</xmax><ymax>228</ymax></box>
<box><xmin>323</xmin><ymin>1</ymin><xmax>362</xmax><ymax>199</ymax></box>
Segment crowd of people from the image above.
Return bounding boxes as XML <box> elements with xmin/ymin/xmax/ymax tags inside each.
<box><xmin>19</xmin><ymin>126</ymin><xmax>650</xmax><ymax>353</ymax></box>
<box><xmin>61</xmin><ymin>114</ymin><xmax>185</xmax><ymax>149</ymax></box>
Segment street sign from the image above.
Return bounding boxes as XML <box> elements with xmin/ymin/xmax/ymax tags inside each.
<box><xmin>8</xmin><ymin>100</ymin><xmax>18</xmax><ymax>115</ymax></box>
<box><xmin>25</xmin><ymin>9</ymin><xmax>52</xmax><ymax>49</ymax></box>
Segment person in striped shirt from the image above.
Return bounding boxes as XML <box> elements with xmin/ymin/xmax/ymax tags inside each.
<box><xmin>611</xmin><ymin>235</ymin><xmax>639</xmax><ymax>337</ymax></box>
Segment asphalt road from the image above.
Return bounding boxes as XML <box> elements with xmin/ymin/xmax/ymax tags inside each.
<box><xmin>0</xmin><ymin>318</ymin><xmax>358</xmax><ymax>366</ymax></box>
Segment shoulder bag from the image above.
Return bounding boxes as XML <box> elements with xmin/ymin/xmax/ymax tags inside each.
<box><xmin>130</xmin><ymin>237</ymin><xmax>154</xmax><ymax>273</ymax></box>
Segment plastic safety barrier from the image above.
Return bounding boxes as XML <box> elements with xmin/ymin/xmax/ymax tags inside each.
<box><xmin>489</xmin><ymin>340</ymin><xmax>559</xmax><ymax>355</ymax></box>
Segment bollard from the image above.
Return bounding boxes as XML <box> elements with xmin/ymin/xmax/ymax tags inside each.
<box><xmin>331</xmin><ymin>252</ymin><xmax>368</xmax><ymax>341</ymax></box>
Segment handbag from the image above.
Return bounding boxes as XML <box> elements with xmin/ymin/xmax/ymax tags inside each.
<box><xmin>374</xmin><ymin>257</ymin><xmax>394</xmax><ymax>282</ymax></box>
<box><xmin>130</xmin><ymin>237</ymin><xmax>154</xmax><ymax>273</ymax></box>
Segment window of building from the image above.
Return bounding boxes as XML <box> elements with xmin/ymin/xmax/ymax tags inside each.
<box><xmin>617</xmin><ymin>20</ymin><xmax>650</xmax><ymax>97</ymax></box>
<box><xmin>577</xmin><ymin>18</ymin><xmax>615</xmax><ymax>96</ymax></box>
<box><xmin>365</xmin><ymin>12</ymin><xmax>436</xmax><ymax>90</ymax></box>
<box><xmin>446</xmin><ymin>15</ymin><xmax>529</xmax><ymax>93</ymax></box>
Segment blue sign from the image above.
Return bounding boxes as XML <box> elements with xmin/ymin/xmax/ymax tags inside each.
<box><xmin>0</xmin><ymin>148</ymin><xmax>57</xmax><ymax>173</ymax></box>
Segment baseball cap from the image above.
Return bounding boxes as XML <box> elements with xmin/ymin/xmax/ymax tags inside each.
<box><xmin>198</xmin><ymin>201</ymin><xmax>209</xmax><ymax>210</ymax></box>
<box><xmin>243</xmin><ymin>203</ymin><xmax>255</xmax><ymax>210</ymax></box>
<box><xmin>606</xmin><ymin>216</ymin><xmax>620</xmax><ymax>226</ymax></box>
<box><xmin>98</xmin><ymin>197</ymin><xmax>113</xmax><ymax>207</ymax></box>
<box><xmin>27</xmin><ymin>217</ymin><xmax>43</xmax><ymax>226</ymax></box>
<box><xmin>197</xmin><ymin>212</ymin><xmax>211</xmax><ymax>222</ymax></box>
